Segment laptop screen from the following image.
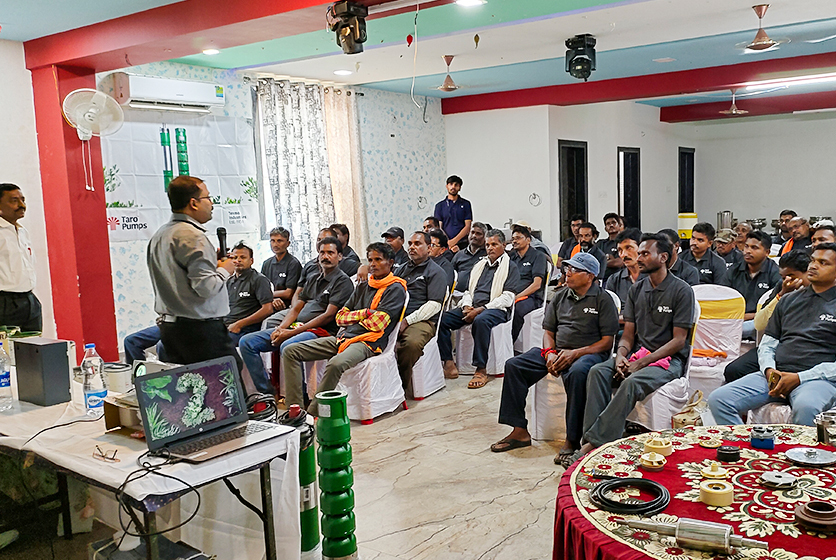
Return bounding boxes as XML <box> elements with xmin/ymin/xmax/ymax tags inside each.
<box><xmin>134</xmin><ymin>356</ymin><xmax>247</xmax><ymax>451</ymax></box>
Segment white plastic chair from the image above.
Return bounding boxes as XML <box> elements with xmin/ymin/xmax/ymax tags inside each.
<box><xmin>626</xmin><ymin>299</ymin><xmax>701</xmax><ymax>431</ymax></box>
<box><xmin>529</xmin><ymin>290</ymin><xmax>621</xmax><ymax>441</ymax></box>
<box><xmin>514</xmin><ymin>270</ymin><xmax>552</xmax><ymax>354</ymax></box>
<box><xmin>331</xmin><ymin>292</ymin><xmax>409</xmax><ymax>424</ymax></box>
<box><xmin>410</xmin><ymin>288</ymin><xmax>451</xmax><ymax>400</ymax></box>
<box><xmin>688</xmin><ymin>285</ymin><xmax>745</xmax><ymax>399</ymax></box>
<box><xmin>455</xmin><ymin>302</ymin><xmax>515</xmax><ymax>377</ymax></box>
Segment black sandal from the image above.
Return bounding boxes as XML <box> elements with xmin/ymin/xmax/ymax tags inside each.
<box><xmin>490</xmin><ymin>438</ymin><xmax>532</xmax><ymax>453</ymax></box>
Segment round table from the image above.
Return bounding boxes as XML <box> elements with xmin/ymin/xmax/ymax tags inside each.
<box><xmin>554</xmin><ymin>425</ymin><xmax>836</xmax><ymax>560</ymax></box>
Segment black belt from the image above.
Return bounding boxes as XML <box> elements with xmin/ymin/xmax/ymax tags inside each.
<box><xmin>158</xmin><ymin>315</ymin><xmax>223</xmax><ymax>323</ymax></box>
<box><xmin>0</xmin><ymin>291</ymin><xmax>32</xmax><ymax>297</ymax></box>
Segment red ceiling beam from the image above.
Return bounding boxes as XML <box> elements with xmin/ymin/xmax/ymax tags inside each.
<box><xmin>660</xmin><ymin>90</ymin><xmax>836</xmax><ymax>123</ymax></box>
<box><xmin>441</xmin><ymin>52</ymin><xmax>836</xmax><ymax>115</ymax></box>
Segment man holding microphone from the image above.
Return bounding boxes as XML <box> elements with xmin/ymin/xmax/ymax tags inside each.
<box><xmin>147</xmin><ymin>175</ymin><xmax>240</xmax><ymax>369</ymax></box>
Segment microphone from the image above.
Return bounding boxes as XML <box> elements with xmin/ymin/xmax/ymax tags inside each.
<box><xmin>217</xmin><ymin>227</ymin><xmax>228</xmax><ymax>258</ymax></box>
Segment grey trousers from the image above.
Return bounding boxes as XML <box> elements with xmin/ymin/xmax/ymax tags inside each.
<box><xmin>281</xmin><ymin>336</ymin><xmax>374</xmax><ymax>416</ymax></box>
<box><xmin>582</xmin><ymin>357</ymin><xmax>683</xmax><ymax>447</ymax></box>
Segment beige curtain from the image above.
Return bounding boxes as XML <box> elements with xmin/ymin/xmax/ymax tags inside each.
<box><xmin>322</xmin><ymin>87</ymin><xmax>369</xmax><ymax>255</ymax></box>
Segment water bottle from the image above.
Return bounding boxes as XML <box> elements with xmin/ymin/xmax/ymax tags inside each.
<box><xmin>0</xmin><ymin>333</ymin><xmax>12</xmax><ymax>412</ymax></box>
<box><xmin>81</xmin><ymin>343</ymin><xmax>107</xmax><ymax>415</ymax></box>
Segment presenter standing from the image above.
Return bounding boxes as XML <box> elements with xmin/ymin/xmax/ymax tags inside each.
<box><xmin>147</xmin><ymin>175</ymin><xmax>240</xmax><ymax>369</ymax></box>
<box><xmin>0</xmin><ymin>183</ymin><xmax>41</xmax><ymax>331</ymax></box>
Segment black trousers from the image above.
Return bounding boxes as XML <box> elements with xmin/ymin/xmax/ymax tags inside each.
<box><xmin>511</xmin><ymin>296</ymin><xmax>542</xmax><ymax>342</ymax></box>
<box><xmin>0</xmin><ymin>291</ymin><xmax>42</xmax><ymax>332</ymax></box>
<box><xmin>724</xmin><ymin>347</ymin><xmax>760</xmax><ymax>383</ymax></box>
<box><xmin>159</xmin><ymin>318</ymin><xmax>243</xmax><ymax>374</ymax></box>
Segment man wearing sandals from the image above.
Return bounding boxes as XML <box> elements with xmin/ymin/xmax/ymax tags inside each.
<box><xmin>491</xmin><ymin>253</ymin><xmax>618</xmax><ymax>464</ymax></box>
<box><xmin>438</xmin><ymin>229</ymin><xmax>520</xmax><ymax>388</ymax></box>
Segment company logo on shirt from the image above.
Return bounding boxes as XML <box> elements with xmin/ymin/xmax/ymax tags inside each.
<box><xmin>239</xmin><ymin>291</ymin><xmax>251</xmax><ymax>298</ymax></box>
<box><xmin>657</xmin><ymin>305</ymin><xmax>673</xmax><ymax>313</ymax></box>
<box><xmin>583</xmin><ymin>307</ymin><xmax>598</xmax><ymax>314</ymax></box>
<box><xmin>522</xmin><ymin>262</ymin><xmax>532</xmax><ymax>267</ymax></box>
<box><xmin>820</xmin><ymin>314</ymin><xmax>836</xmax><ymax>323</ymax></box>
<box><xmin>757</xmin><ymin>282</ymin><xmax>770</xmax><ymax>289</ymax></box>
<box><xmin>323</xmin><ymin>290</ymin><xmax>330</xmax><ymax>295</ymax></box>
<box><xmin>278</xmin><ymin>272</ymin><xmax>287</xmax><ymax>278</ymax></box>
<box><xmin>700</xmin><ymin>268</ymin><xmax>711</xmax><ymax>275</ymax></box>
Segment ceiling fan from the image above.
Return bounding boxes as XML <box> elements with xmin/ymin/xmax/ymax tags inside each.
<box><xmin>719</xmin><ymin>89</ymin><xmax>749</xmax><ymax>116</ymax></box>
<box><xmin>735</xmin><ymin>4</ymin><xmax>789</xmax><ymax>53</ymax></box>
<box><xmin>436</xmin><ymin>55</ymin><xmax>461</xmax><ymax>92</ymax></box>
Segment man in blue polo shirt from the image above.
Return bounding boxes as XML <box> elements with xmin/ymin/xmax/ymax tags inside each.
<box><xmin>709</xmin><ymin>243</ymin><xmax>836</xmax><ymax>426</ymax></box>
<box><xmin>433</xmin><ymin>175</ymin><xmax>472</xmax><ymax>252</ymax></box>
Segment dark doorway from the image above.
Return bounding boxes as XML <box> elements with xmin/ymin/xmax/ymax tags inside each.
<box><xmin>618</xmin><ymin>147</ymin><xmax>641</xmax><ymax>229</ymax></box>
<box><xmin>679</xmin><ymin>147</ymin><xmax>695</xmax><ymax>214</ymax></box>
<box><xmin>559</xmin><ymin>140</ymin><xmax>588</xmax><ymax>240</ymax></box>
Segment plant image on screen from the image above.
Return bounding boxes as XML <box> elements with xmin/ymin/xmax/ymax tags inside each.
<box><xmin>141</xmin><ymin>375</ymin><xmax>173</xmax><ymax>401</ymax></box>
<box><xmin>177</xmin><ymin>372</ymin><xmax>216</xmax><ymax>428</ymax></box>
<box><xmin>219</xmin><ymin>366</ymin><xmax>238</xmax><ymax>414</ymax></box>
<box><xmin>145</xmin><ymin>401</ymin><xmax>180</xmax><ymax>440</ymax></box>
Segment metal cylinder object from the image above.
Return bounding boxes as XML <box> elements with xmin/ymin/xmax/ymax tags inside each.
<box><xmin>717</xmin><ymin>211</ymin><xmax>733</xmax><ymax>231</ymax></box>
<box><xmin>617</xmin><ymin>518</ymin><xmax>768</xmax><ymax>554</ymax></box>
<box><xmin>717</xmin><ymin>445</ymin><xmax>741</xmax><ymax>462</ymax></box>
<box><xmin>316</xmin><ymin>391</ymin><xmax>358</xmax><ymax>560</ymax></box>
<box><xmin>815</xmin><ymin>411</ymin><xmax>836</xmax><ymax>445</ymax></box>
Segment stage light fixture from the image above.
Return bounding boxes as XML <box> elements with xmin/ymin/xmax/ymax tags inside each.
<box><xmin>327</xmin><ymin>1</ymin><xmax>369</xmax><ymax>55</ymax></box>
<box><xmin>565</xmin><ymin>34</ymin><xmax>597</xmax><ymax>82</ymax></box>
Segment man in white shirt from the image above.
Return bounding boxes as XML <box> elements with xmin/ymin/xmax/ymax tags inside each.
<box><xmin>0</xmin><ymin>184</ymin><xmax>41</xmax><ymax>331</ymax></box>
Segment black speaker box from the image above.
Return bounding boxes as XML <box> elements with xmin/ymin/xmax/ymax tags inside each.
<box><xmin>14</xmin><ymin>337</ymin><xmax>73</xmax><ymax>406</ymax></box>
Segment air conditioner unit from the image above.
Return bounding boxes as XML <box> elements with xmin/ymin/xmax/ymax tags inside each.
<box><xmin>109</xmin><ymin>72</ymin><xmax>225</xmax><ymax>113</ymax></box>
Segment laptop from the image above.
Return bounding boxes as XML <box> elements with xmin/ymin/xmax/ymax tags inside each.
<box><xmin>134</xmin><ymin>356</ymin><xmax>293</xmax><ymax>463</ymax></box>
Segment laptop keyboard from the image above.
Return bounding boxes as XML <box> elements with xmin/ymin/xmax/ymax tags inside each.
<box><xmin>166</xmin><ymin>423</ymin><xmax>274</xmax><ymax>456</ymax></box>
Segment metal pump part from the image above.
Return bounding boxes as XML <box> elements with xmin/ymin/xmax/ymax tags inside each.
<box><xmin>616</xmin><ymin>518</ymin><xmax>768</xmax><ymax>554</ymax></box>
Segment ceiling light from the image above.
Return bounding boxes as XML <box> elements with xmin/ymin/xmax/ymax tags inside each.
<box><xmin>202</xmin><ymin>48</ymin><xmax>220</xmax><ymax>55</ymax></box>
<box><xmin>334</xmin><ymin>70</ymin><xmax>354</xmax><ymax>76</ymax></box>
<box><xmin>456</xmin><ymin>0</ymin><xmax>487</xmax><ymax>6</ymax></box>
<box><xmin>653</xmin><ymin>57</ymin><xmax>676</xmax><ymax>63</ymax></box>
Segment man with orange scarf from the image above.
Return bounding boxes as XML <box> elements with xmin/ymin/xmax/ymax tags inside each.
<box><xmin>281</xmin><ymin>242</ymin><xmax>407</xmax><ymax>415</ymax></box>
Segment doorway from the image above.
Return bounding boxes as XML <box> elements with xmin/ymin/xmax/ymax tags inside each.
<box><xmin>618</xmin><ymin>147</ymin><xmax>641</xmax><ymax>228</ymax></box>
<box><xmin>558</xmin><ymin>140</ymin><xmax>588</xmax><ymax>240</ymax></box>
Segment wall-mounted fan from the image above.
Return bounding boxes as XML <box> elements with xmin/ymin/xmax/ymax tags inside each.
<box><xmin>62</xmin><ymin>89</ymin><xmax>124</xmax><ymax>190</ymax></box>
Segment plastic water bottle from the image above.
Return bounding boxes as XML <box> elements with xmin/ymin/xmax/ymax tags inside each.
<box><xmin>0</xmin><ymin>333</ymin><xmax>12</xmax><ymax>412</ymax></box>
<box><xmin>81</xmin><ymin>343</ymin><xmax>107</xmax><ymax>415</ymax></box>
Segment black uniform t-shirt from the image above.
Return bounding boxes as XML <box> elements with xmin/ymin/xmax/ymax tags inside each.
<box><xmin>605</xmin><ymin>267</ymin><xmax>641</xmax><ymax>312</ymax></box>
<box><xmin>680</xmin><ymin>248</ymin><xmax>727</xmax><ymax>285</ymax></box>
<box><xmin>624</xmin><ymin>272</ymin><xmax>695</xmax><ymax>362</ymax></box>
<box><xmin>510</xmin><ymin>247</ymin><xmax>550</xmax><ymax>302</ymax></box>
<box><xmin>670</xmin><ymin>257</ymin><xmax>700</xmax><ymax>286</ymax></box>
<box><xmin>297</xmin><ymin>268</ymin><xmax>355</xmax><ymax>335</ymax></box>
<box><xmin>260</xmin><ymin>253</ymin><xmax>302</xmax><ymax>300</ymax></box>
<box><xmin>452</xmin><ymin>246</ymin><xmax>487</xmax><ymax>288</ymax></box>
<box><xmin>394</xmin><ymin>258</ymin><xmax>448</xmax><ymax>322</ymax></box>
<box><xmin>766</xmin><ymin>285</ymin><xmax>836</xmax><ymax>373</ymax></box>
<box><xmin>472</xmin><ymin>259</ymin><xmax>520</xmax><ymax>313</ymax></box>
<box><xmin>338</xmin><ymin>282</ymin><xmax>407</xmax><ymax>352</ymax></box>
<box><xmin>341</xmin><ymin>246</ymin><xmax>361</xmax><ymax>276</ymax></box>
<box><xmin>597</xmin><ymin>238</ymin><xmax>620</xmax><ymax>281</ymax></box>
<box><xmin>298</xmin><ymin>258</ymin><xmax>321</xmax><ymax>287</ymax></box>
<box><xmin>432</xmin><ymin>254</ymin><xmax>456</xmax><ymax>290</ymax></box>
<box><xmin>720</xmin><ymin>258</ymin><xmax>781</xmax><ymax>313</ymax></box>
<box><xmin>225</xmin><ymin>268</ymin><xmax>274</xmax><ymax>324</ymax></box>
<box><xmin>720</xmin><ymin>248</ymin><xmax>743</xmax><ymax>270</ymax></box>
<box><xmin>393</xmin><ymin>247</ymin><xmax>409</xmax><ymax>267</ymax></box>
<box><xmin>543</xmin><ymin>284</ymin><xmax>619</xmax><ymax>350</ymax></box>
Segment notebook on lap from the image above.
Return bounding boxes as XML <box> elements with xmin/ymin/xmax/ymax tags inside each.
<box><xmin>134</xmin><ymin>356</ymin><xmax>292</xmax><ymax>463</ymax></box>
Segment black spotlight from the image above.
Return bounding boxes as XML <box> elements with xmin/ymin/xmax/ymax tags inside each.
<box><xmin>327</xmin><ymin>1</ymin><xmax>368</xmax><ymax>55</ymax></box>
<box><xmin>565</xmin><ymin>34</ymin><xmax>597</xmax><ymax>82</ymax></box>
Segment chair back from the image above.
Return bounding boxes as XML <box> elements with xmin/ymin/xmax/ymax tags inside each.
<box><xmin>605</xmin><ymin>289</ymin><xmax>621</xmax><ymax>313</ymax></box>
<box><xmin>691</xmin><ymin>284</ymin><xmax>745</xmax><ymax>361</ymax></box>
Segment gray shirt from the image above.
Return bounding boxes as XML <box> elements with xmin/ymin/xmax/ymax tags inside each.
<box><xmin>680</xmin><ymin>248</ymin><xmax>727</xmax><ymax>285</ymax></box>
<box><xmin>147</xmin><ymin>213</ymin><xmax>230</xmax><ymax>320</ymax></box>
<box><xmin>544</xmin><ymin>284</ymin><xmax>619</xmax><ymax>350</ymax></box>
<box><xmin>624</xmin><ymin>272</ymin><xmax>695</xmax><ymax>362</ymax></box>
<box><xmin>766</xmin><ymin>285</ymin><xmax>836</xmax><ymax>373</ymax></box>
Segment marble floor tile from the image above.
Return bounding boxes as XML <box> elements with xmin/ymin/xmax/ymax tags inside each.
<box><xmin>350</xmin><ymin>374</ymin><xmax>568</xmax><ymax>560</ymax></box>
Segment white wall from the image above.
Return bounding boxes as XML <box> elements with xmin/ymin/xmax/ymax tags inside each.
<box><xmin>688</xmin><ymin>114</ymin><xmax>836</xmax><ymax>226</ymax></box>
<box><xmin>0</xmin><ymin>40</ymin><xmax>55</xmax><ymax>337</ymax></box>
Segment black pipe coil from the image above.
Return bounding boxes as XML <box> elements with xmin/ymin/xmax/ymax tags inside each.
<box><xmin>590</xmin><ymin>477</ymin><xmax>671</xmax><ymax>516</ymax></box>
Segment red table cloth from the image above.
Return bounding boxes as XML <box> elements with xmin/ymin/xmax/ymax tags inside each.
<box><xmin>554</xmin><ymin>424</ymin><xmax>836</xmax><ymax>560</ymax></box>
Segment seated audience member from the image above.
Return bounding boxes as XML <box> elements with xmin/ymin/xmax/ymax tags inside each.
<box><xmin>381</xmin><ymin>226</ymin><xmax>409</xmax><ymax>266</ymax></box>
<box><xmin>597</xmin><ymin>213</ymin><xmax>625</xmax><ymax>281</ymax></box>
<box><xmin>239</xmin><ymin>237</ymin><xmax>354</xmax><ymax>399</ymax></box>
<box><xmin>723</xmin><ymin>250</ymin><xmax>811</xmax><ymax>383</ymax></box>
<box><xmin>573</xmin><ymin>234</ymin><xmax>695</xmax><ymax>460</ymax></box>
<box><xmin>394</xmin><ymin>232</ymin><xmax>448</xmax><ymax>392</ymax></box>
<box><xmin>715</xmin><ymin>228</ymin><xmax>742</xmax><ymax>270</ymax></box>
<box><xmin>658</xmin><ymin>229</ymin><xmax>700</xmax><ymax>286</ymax></box>
<box><xmin>281</xmin><ymin>242</ymin><xmax>407</xmax><ymax>415</ymax></box>
<box><xmin>513</xmin><ymin>220</ymin><xmax>552</xmax><ymax>258</ymax></box>
<box><xmin>330</xmin><ymin>223</ymin><xmax>361</xmax><ymax>276</ymax></box>
<box><xmin>493</xmin><ymin>253</ymin><xmax>618</xmax><ymax>464</ymax></box>
<box><xmin>812</xmin><ymin>224</ymin><xmax>836</xmax><ymax>248</ymax></box>
<box><xmin>261</xmin><ymin>227</ymin><xmax>302</xmax><ymax>313</ymax></box>
<box><xmin>451</xmin><ymin>221</ymin><xmax>488</xmax><ymax>289</ymax></box>
<box><xmin>721</xmin><ymin>230</ymin><xmax>781</xmax><ymax>339</ymax></box>
<box><xmin>781</xmin><ymin>217</ymin><xmax>812</xmax><ymax>255</ymax></box>
<box><xmin>439</xmin><ymin>229</ymin><xmax>520</xmax><ymax>387</ymax></box>
<box><xmin>509</xmin><ymin>223</ymin><xmax>551</xmax><ymax>342</ymax></box>
<box><xmin>556</xmin><ymin>214</ymin><xmax>585</xmax><ymax>267</ymax></box>
<box><xmin>267</xmin><ymin>227</ymin><xmax>335</xmax><ymax>328</ymax></box>
<box><xmin>574</xmin><ymin>222</ymin><xmax>607</xmax><ymax>281</ymax></box>
<box><xmin>224</xmin><ymin>242</ymin><xmax>274</xmax><ymax>346</ymax></box>
<box><xmin>428</xmin><ymin>228</ymin><xmax>456</xmax><ymax>289</ymax></box>
<box><xmin>773</xmin><ymin>209</ymin><xmax>797</xmax><ymax>246</ymax></box>
<box><xmin>605</xmin><ymin>228</ymin><xmax>643</xmax><ymax>312</ymax></box>
<box><xmin>681</xmin><ymin>222</ymin><xmax>727</xmax><ymax>285</ymax></box>
<box><xmin>709</xmin><ymin>243</ymin><xmax>836</xmax><ymax>426</ymax></box>
<box><xmin>735</xmin><ymin>222</ymin><xmax>753</xmax><ymax>252</ymax></box>
<box><xmin>423</xmin><ymin>216</ymin><xmax>440</xmax><ymax>232</ymax></box>
<box><xmin>124</xmin><ymin>325</ymin><xmax>168</xmax><ymax>364</ymax></box>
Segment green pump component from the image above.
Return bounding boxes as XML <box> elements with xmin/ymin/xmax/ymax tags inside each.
<box><xmin>278</xmin><ymin>405</ymin><xmax>320</xmax><ymax>553</ymax></box>
<box><xmin>175</xmin><ymin>127</ymin><xmax>189</xmax><ymax>176</ymax></box>
<box><xmin>160</xmin><ymin>126</ymin><xmax>173</xmax><ymax>191</ymax></box>
<box><xmin>315</xmin><ymin>391</ymin><xmax>358</xmax><ymax>560</ymax></box>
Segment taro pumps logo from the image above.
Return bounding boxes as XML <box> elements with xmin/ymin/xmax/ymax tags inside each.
<box><xmin>107</xmin><ymin>216</ymin><xmax>119</xmax><ymax>231</ymax></box>
<box><xmin>108</xmin><ymin>215</ymin><xmax>148</xmax><ymax>231</ymax></box>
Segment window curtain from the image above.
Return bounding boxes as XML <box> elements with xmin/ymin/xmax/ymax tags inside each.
<box><xmin>255</xmin><ymin>78</ymin><xmax>336</xmax><ymax>261</ymax></box>
<box><xmin>322</xmin><ymin>87</ymin><xmax>370</xmax><ymax>255</ymax></box>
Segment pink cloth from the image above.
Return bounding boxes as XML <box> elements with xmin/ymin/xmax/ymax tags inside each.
<box><xmin>628</xmin><ymin>347</ymin><xmax>671</xmax><ymax>370</ymax></box>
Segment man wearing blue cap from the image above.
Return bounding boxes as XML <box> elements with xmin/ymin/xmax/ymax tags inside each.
<box><xmin>491</xmin><ymin>252</ymin><xmax>619</xmax><ymax>466</ymax></box>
